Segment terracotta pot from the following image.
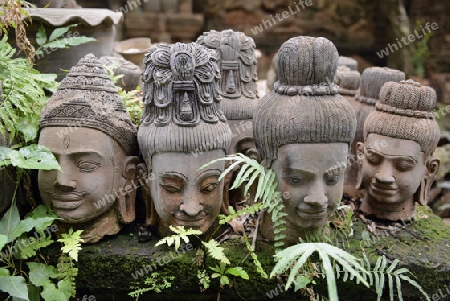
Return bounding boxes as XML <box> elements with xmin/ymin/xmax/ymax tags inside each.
<box><xmin>23</xmin><ymin>8</ymin><xmax>122</xmax><ymax>79</ymax></box>
<box><xmin>114</xmin><ymin>37</ymin><xmax>152</xmax><ymax>70</ymax></box>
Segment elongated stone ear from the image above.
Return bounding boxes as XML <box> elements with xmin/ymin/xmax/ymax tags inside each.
<box><xmin>118</xmin><ymin>156</ymin><xmax>140</xmax><ymax>223</ymax></box>
<box><xmin>137</xmin><ymin>162</ymin><xmax>159</xmax><ymax>226</ymax></box>
<box><xmin>355</xmin><ymin>142</ymin><xmax>365</xmax><ymax>190</ymax></box>
<box><xmin>415</xmin><ymin>156</ymin><xmax>440</xmax><ymax>205</ymax></box>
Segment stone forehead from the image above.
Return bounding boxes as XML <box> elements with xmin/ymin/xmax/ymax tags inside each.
<box><xmin>39</xmin><ymin>54</ymin><xmax>138</xmax><ymax>155</ymax></box>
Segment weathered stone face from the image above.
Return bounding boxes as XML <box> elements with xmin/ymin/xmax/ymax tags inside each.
<box><xmin>38</xmin><ymin>127</ymin><xmax>126</xmax><ymax>223</ymax></box>
<box><xmin>260</xmin><ymin>143</ymin><xmax>347</xmax><ymax>244</ymax></box>
<box><xmin>147</xmin><ymin>150</ymin><xmax>225</xmax><ymax>236</ymax></box>
<box><xmin>357</xmin><ymin>134</ymin><xmax>429</xmax><ymax>221</ymax></box>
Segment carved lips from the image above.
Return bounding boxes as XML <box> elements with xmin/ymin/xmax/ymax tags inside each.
<box><xmin>45</xmin><ymin>190</ymin><xmax>88</xmax><ymax>210</ymax></box>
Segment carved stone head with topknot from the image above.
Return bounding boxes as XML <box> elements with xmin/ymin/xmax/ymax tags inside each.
<box><xmin>254</xmin><ymin>36</ymin><xmax>356</xmax><ymax>245</ymax></box>
<box><xmin>357</xmin><ymin>80</ymin><xmax>440</xmax><ymax>221</ymax></box>
<box><xmin>344</xmin><ymin>67</ymin><xmax>405</xmax><ymax>198</ymax></box>
<box><xmin>138</xmin><ymin>42</ymin><xmax>231</xmax><ymax>238</ymax></box>
<box><xmin>38</xmin><ymin>53</ymin><xmax>140</xmax><ymax>243</ymax></box>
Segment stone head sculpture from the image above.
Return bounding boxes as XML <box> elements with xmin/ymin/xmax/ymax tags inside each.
<box><xmin>356</xmin><ymin>80</ymin><xmax>440</xmax><ymax>221</ymax></box>
<box><xmin>344</xmin><ymin>67</ymin><xmax>405</xmax><ymax>198</ymax></box>
<box><xmin>196</xmin><ymin>29</ymin><xmax>259</xmax><ymax>157</ymax></box>
<box><xmin>254</xmin><ymin>36</ymin><xmax>357</xmax><ymax>245</ymax></box>
<box><xmin>138</xmin><ymin>42</ymin><xmax>231</xmax><ymax>238</ymax></box>
<box><xmin>197</xmin><ymin>29</ymin><xmax>260</xmax><ymax>204</ymax></box>
<box><xmin>338</xmin><ymin>56</ymin><xmax>358</xmax><ymax>71</ymax></box>
<box><xmin>38</xmin><ymin>54</ymin><xmax>140</xmax><ymax>243</ymax></box>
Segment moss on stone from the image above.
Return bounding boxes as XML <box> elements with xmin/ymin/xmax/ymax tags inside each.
<box><xmin>74</xmin><ymin>207</ymin><xmax>450</xmax><ymax>300</ymax></box>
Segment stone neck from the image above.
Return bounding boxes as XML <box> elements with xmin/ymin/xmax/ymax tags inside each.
<box><xmin>259</xmin><ymin>210</ymin><xmax>321</xmax><ymax>246</ymax></box>
<box><xmin>360</xmin><ymin>192</ymin><xmax>415</xmax><ymax>222</ymax></box>
<box><xmin>57</xmin><ymin>208</ymin><xmax>121</xmax><ymax>244</ymax></box>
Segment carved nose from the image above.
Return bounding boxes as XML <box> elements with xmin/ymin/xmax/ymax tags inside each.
<box><xmin>179</xmin><ymin>199</ymin><xmax>203</xmax><ymax>217</ymax></box>
<box><xmin>375</xmin><ymin>162</ymin><xmax>395</xmax><ymax>184</ymax></box>
<box><xmin>54</xmin><ymin>160</ymin><xmax>76</xmax><ymax>191</ymax></box>
<box><xmin>302</xmin><ymin>180</ymin><xmax>327</xmax><ymax>207</ymax></box>
<box><xmin>226</xmin><ymin>71</ymin><xmax>236</xmax><ymax>94</ymax></box>
<box><xmin>303</xmin><ymin>194</ymin><xmax>328</xmax><ymax>207</ymax></box>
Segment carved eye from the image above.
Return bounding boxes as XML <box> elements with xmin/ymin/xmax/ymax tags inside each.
<box><xmin>161</xmin><ymin>184</ymin><xmax>182</xmax><ymax>193</ymax></box>
<box><xmin>324</xmin><ymin>173</ymin><xmax>341</xmax><ymax>186</ymax></box>
<box><xmin>366</xmin><ymin>154</ymin><xmax>381</xmax><ymax>165</ymax></box>
<box><xmin>77</xmin><ymin>160</ymin><xmax>101</xmax><ymax>172</ymax></box>
<box><xmin>284</xmin><ymin>176</ymin><xmax>305</xmax><ymax>186</ymax></box>
<box><xmin>396</xmin><ymin>160</ymin><xmax>416</xmax><ymax>172</ymax></box>
<box><xmin>200</xmin><ymin>182</ymin><xmax>219</xmax><ymax>194</ymax></box>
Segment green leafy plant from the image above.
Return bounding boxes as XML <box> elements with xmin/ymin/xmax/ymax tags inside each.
<box><xmin>201</xmin><ymin>153</ymin><xmax>287</xmax><ymax>250</ymax></box>
<box><xmin>0</xmin><ymin>205</ymin><xmax>84</xmax><ymax>300</ymax></box>
<box><xmin>155</xmin><ymin>225</ymin><xmax>202</xmax><ymax>251</ymax></box>
<box><xmin>359</xmin><ymin>254</ymin><xmax>430</xmax><ymax>301</ymax></box>
<box><xmin>0</xmin><ymin>0</ymin><xmax>36</xmax><ymax>62</ymax></box>
<box><xmin>0</xmin><ymin>34</ymin><xmax>58</xmax><ymax>142</ymax></box>
<box><xmin>150</xmin><ymin>225</ymin><xmax>251</xmax><ymax>300</ymax></box>
<box><xmin>210</xmin><ymin>262</ymin><xmax>249</xmax><ymax>288</ymax></box>
<box><xmin>412</xmin><ymin>19</ymin><xmax>433</xmax><ymax>78</ymax></box>
<box><xmin>34</xmin><ymin>23</ymin><xmax>96</xmax><ymax>59</ymax></box>
<box><xmin>271</xmin><ymin>242</ymin><xmax>370</xmax><ymax>301</ymax></box>
<box><xmin>197</xmin><ymin>269</ymin><xmax>211</xmax><ymax>291</ymax></box>
<box><xmin>103</xmin><ymin>62</ymin><xmax>143</xmax><ymax>125</ymax></box>
<box><xmin>0</xmin><ymin>144</ymin><xmax>60</xmax><ymax>171</ymax></box>
<box><xmin>129</xmin><ymin>272</ymin><xmax>175</xmax><ymax>300</ymax></box>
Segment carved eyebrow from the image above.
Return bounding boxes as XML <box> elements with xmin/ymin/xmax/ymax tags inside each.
<box><xmin>324</xmin><ymin>164</ymin><xmax>346</xmax><ymax>175</ymax></box>
<box><xmin>285</xmin><ymin>167</ymin><xmax>315</xmax><ymax>176</ymax></box>
<box><xmin>365</xmin><ymin>148</ymin><xmax>418</xmax><ymax>163</ymax></box>
<box><xmin>195</xmin><ymin>169</ymin><xmax>222</xmax><ymax>182</ymax></box>
<box><xmin>160</xmin><ymin>172</ymin><xmax>188</xmax><ymax>182</ymax></box>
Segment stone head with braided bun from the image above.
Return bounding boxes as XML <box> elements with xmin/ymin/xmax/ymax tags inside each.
<box><xmin>37</xmin><ymin>54</ymin><xmax>140</xmax><ymax>243</ymax></box>
<box><xmin>137</xmin><ymin>42</ymin><xmax>232</xmax><ymax>238</ymax></box>
<box><xmin>357</xmin><ymin>79</ymin><xmax>441</xmax><ymax>221</ymax></box>
<box><xmin>255</xmin><ymin>36</ymin><xmax>357</xmax><ymax>245</ymax></box>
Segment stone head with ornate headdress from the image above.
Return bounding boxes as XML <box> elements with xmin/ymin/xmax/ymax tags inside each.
<box><xmin>138</xmin><ymin>42</ymin><xmax>231</xmax><ymax>237</ymax></box>
<box><xmin>38</xmin><ymin>53</ymin><xmax>140</xmax><ymax>243</ymax></box>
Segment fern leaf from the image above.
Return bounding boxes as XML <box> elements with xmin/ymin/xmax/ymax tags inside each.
<box><xmin>317</xmin><ymin>247</ymin><xmax>338</xmax><ymax>301</ymax></box>
<box><xmin>388</xmin><ymin>273</ymin><xmax>394</xmax><ymax>301</ymax></box>
<box><xmin>57</xmin><ymin>228</ymin><xmax>83</xmax><ymax>262</ymax></box>
<box><xmin>395</xmin><ymin>275</ymin><xmax>403</xmax><ymax>301</ymax></box>
<box><xmin>398</xmin><ymin>274</ymin><xmax>430</xmax><ymax>301</ymax></box>
<box><xmin>202</xmin><ymin>239</ymin><xmax>230</xmax><ymax>265</ymax></box>
<box><xmin>230</xmin><ymin>162</ymin><xmax>251</xmax><ymax>190</ymax></box>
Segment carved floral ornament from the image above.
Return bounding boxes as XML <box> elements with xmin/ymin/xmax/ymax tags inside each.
<box><xmin>141</xmin><ymin>42</ymin><xmax>225</xmax><ymax>127</ymax></box>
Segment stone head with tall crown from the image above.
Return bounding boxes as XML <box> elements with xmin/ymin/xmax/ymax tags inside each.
<box><xmin>38</xmin><ymin>53</ymin><xmax>140</xmax><ymax>243</ymax></box>
<box><xmin>138</xmin><ymin>42</ymin><xmax>232</xmax><ymax>238</ymax></box>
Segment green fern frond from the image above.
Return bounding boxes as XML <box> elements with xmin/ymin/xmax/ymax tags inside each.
<box><xmin>271</xmin><ymin>243</ymin><xmax>370</xmax><ymax>301</ymax></box>
<box><xmin>155</xmin><ymin>226</ymin><xmax>202</xmax><ymax>251</ymax></box>
<box><xmin>202</xmin><ymin>154</ymin><xmax>287</xmax><ymax>250</ymax></box>
<box><xmin>361</xmin><ymin>254</ymin><xmax>430</xmax><ymax>301</ymax></box>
